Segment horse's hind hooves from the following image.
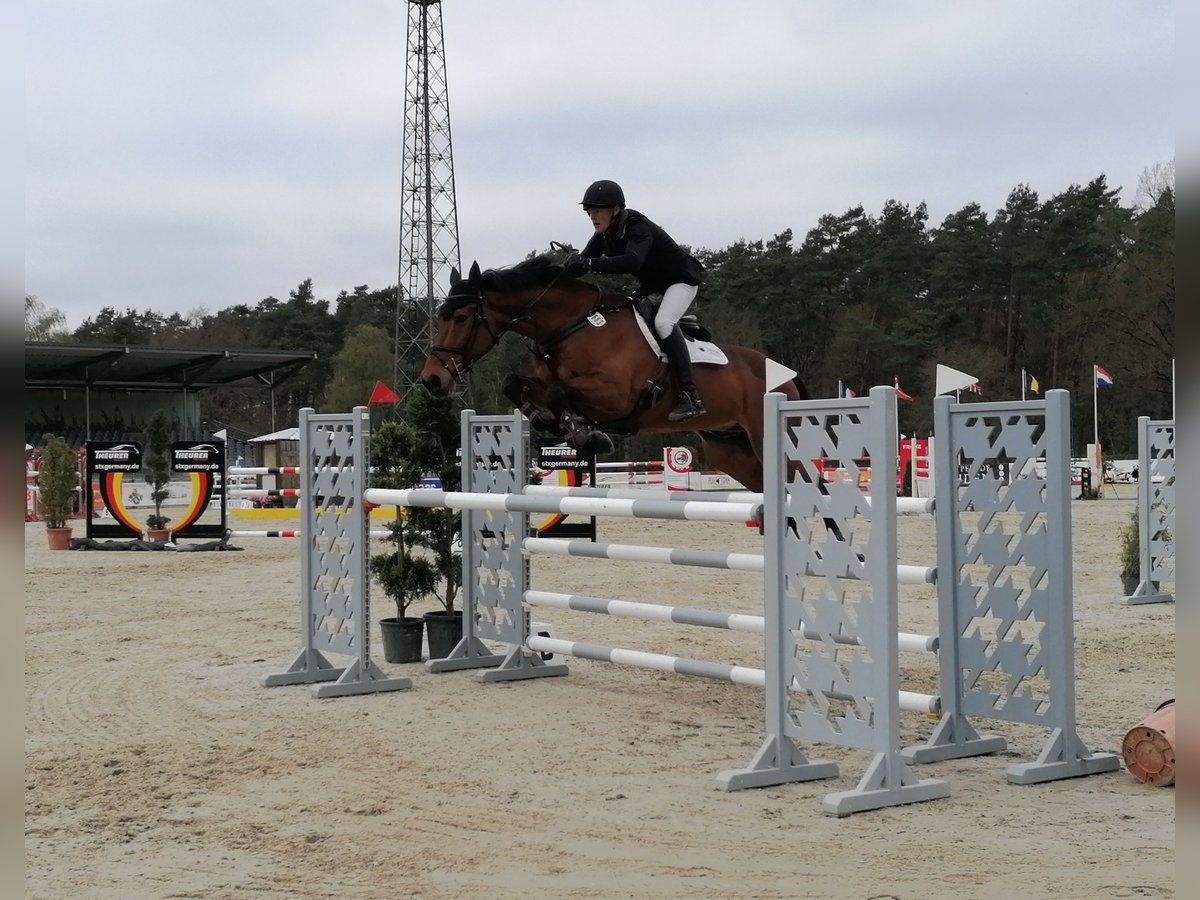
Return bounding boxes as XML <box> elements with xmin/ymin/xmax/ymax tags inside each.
<box><xmin>572</xmin><ymin>431</ymin><xmax>614</xmax><ymax>456</ymax></box>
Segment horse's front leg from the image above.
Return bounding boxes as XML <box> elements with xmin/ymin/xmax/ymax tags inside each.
<box><xmin>502</xmin><ymin>374</ymin><xmax>568</xmax><ymax>438</ymax></box>
<box><xmin>557</xmin><ymin>409</ymin><xmax>615</xmax><ymax>456</ymax></box>
<box><xmin>541</xmin><ymin>380</ymin><xmax>615</xmax><ymax>456</ymax></box>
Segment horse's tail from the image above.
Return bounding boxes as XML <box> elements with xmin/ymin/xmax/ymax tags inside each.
<box><xmin>790</xmin><ymin>376</ymin><xmax>809</xmax><ymax>400</ymax></box>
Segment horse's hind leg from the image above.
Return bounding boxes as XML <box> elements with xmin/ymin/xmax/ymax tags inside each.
<box><xmin>698</xmin><ymin>430</ymin><xmax>763</xmax><ymax>492</ymax></box>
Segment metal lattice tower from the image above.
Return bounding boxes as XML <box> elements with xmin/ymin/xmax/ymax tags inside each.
<box><xmin>394</xmin><ymin>0</ymin><xmax>461</xmax><ymax>393</ymax></box>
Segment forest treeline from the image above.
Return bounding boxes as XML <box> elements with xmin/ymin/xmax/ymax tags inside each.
<box><xmin>26</xmin><ymin>174</ymin><xmax>1174</xmax><ymax>458</ymax></box>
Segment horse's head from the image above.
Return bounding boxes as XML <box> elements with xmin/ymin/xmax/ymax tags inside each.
<box><xmin>419</xmin><ymin>261</ymin><xmax>503</xmax><ymax>396</ymax></box>
<box><xmin>420</xmin><ymin>254</ymin><xmax>591</xmax><ymax>395</ymax></box>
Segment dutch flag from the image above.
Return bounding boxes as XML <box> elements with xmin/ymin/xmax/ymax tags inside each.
<box><xmin>1095</xmin><ymin>365</ymin><xmax>1114</xmax><ymax>387</ymax></box>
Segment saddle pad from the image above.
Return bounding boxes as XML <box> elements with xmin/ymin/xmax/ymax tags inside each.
<box><xmin>633</xmin><ymin>311</ymin><xmax>729</xmax><ymax>366</ymax></box>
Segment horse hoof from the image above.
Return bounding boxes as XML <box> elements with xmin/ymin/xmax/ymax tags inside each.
<box><xmin>566</xmin><ymin>430</ymin><xmax>612</xmax><ymax>456</ymax></box>
<box><xmin>582</xmin><ymin>431</ymin><xmax>614</xmax><ymax>455</ymax></box>
<box><xmin>532</xmin><ymin>420</ymin><xmax>569</xmax><ymax>440</ymax></box>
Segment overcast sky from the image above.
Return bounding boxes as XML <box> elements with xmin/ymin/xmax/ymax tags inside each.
<box><xmin>25</xmin><ymin>1</ymin><xmax>1174</xmax><ymax>331</ymax></box>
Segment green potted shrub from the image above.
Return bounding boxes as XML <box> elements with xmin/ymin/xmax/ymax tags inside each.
<box><xmin>1120</xmin><ymin>504</ymin><xmax>1171</xmax><ymax>597</ymax></box>
<box><xmin>1118</xmin><ymin>507</ymin><xmax>1141</xmax><ymax>595</ymax></box>
<box><xmin>402</xmin><ymin>389</ymin><xmax>464</xmax><ymax>660</ymax></box>
<box><xmin>370</xmin><ymin>417</ymin><xmax>437</xmax><ymax>663</ymax></box>
<box><xmin>37</xmin><ymin>434</ymin><xmax>79</xmax><ymax>549</ymax></box>
<box><xmin>142</xmin><ymin>409</ymin><xmax>173</xmax><ymax>541</ymax></box>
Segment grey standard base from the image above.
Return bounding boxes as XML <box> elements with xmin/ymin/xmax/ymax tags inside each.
<box><xmin>714</xmin><ymin>735</ymin><xmax>838</xmax><ymax>791</ymax></box>
<box><xmin>1122</xmin><ymin>581</ymin><xmax>1173</xmax><ymax>606</ymax></box>
<box><xmin>717</xmin><ymin>735</ymin><xmax>947</xmax><ymax>817</ymax></box>
<box><xmin>425</xmin><ymin>636</ymin><xmax>506</xmax><ymax>673</ymax></box>
<box><xmin>902</xmin><ymin>714</ymin><xmax>1008</xmax><ymax>763</ymax></box>
<box><xmin>821</xmin><ymin>753</ymin><xmax>950</xmax><ymax>817</ymax></box>
<box><xmin>474</xmin><ymin>647</ymin><xmax>570</xmax><ymax>683</ymax></box>
<box><xmin>262</xmin><ymin>648</ymin><xmax>412</xmax><ymax>697</ymax></box>
<box><xmin>1004</xmin><ymin>728</ymin><xmax>1119</xmax><ymax>784</ymax></box>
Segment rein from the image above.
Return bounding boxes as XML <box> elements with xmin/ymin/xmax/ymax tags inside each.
<box><xmin>525</xmin><ymin>290</ymin><xmax>633</xmax><ymax>357</ymax></box>
<box><xmin>430</xmin><ymin>268</ymin><xmax>641</xmax><ymax>392</ymax></box>
<box><xmin>429</xmin><ymin>265</ymin><xmax>574</xmax><ymax>375</ymax></box>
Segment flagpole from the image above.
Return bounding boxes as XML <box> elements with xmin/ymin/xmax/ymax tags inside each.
<box><xmin>1021</xmin><ymin>368</ymin><xmax>1026</xmax><ymax>401</ymax></box>
<box><xmin>1092</xmin><ymin>364</ymin><xmax>1100</xmax><ymax>474</ymax></box>
<box><xmin>893</xmin><ymin>387</ymin><xmax>899</xmax><ymax>449</ymax></box>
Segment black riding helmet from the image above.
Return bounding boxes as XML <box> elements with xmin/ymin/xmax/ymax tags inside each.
<box><xmin>580</xmin><ymin>179</ymin><xmax>625</xmax><ymax>209</ymax></box>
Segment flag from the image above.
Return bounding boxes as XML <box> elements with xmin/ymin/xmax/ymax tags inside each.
<box><xmin>1095</xmin><ymin>365</ymin><xmax>1114</xmax><ymax>387</ymax></box>
<box><xmin>934</xmin><ymin>363</ymin><xmax>977</xmax><ymax>396</ymax></box>
<box><xmin>367</xmin><ymin>380</ymin><xmax>401</xmax><ymax>404</ymax></box>
<box><xmin>837</xmin><ymin>380</ymin><xmax>856</xmax><ymax>398</ymax></box>
<box><xmin>967</xmin><ymin>383</ymin><xmax>982</xmax><ymax>394</ymax></box>
<box><xmin>1027</xmin><ymin>372</ymin><xmax>1040</xmax><ymax>394</ymax></box>
<box><xmin>894</xmin><ymin>378</ymin><xmax>914</xmax><ymax>402</ymax></box>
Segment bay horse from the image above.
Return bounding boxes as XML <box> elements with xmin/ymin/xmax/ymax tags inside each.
<box><xmin>418</xmin><ymin>256</ymin><xmax>805</xmax><ymax>492</ymax></box>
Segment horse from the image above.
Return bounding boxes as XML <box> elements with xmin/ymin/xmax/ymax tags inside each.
<box><xmin>418</xmin><ymin>256</ymin><xmax>805</xmax><ymax>492</ymax></box>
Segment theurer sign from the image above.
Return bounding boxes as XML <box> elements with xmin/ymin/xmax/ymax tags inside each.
<box><xmin>173</xmin><ymin>443</ymin><xmax>223</xmax><ymax>473</ymax></box>
<box><xmin>85</xmin><ymin>440</ymin><xmax>227</xmax><ymax>540</ymax></box>
<box><xmin>531</xmin><ymin>443</ymin><xmax>597</xmax><ymax>540</ymax></box>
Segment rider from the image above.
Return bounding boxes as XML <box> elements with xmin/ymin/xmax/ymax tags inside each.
<box><xmin>563</xmin><ymin>179</ymin><xmax>707</xmax><ymax>423</ymax></box>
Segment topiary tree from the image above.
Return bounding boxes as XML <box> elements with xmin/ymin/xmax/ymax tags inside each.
<box><xmin>37</xmin><ymin>434</ymin><xmax>79</xmax><ymax>530</ymax></box>
<box><xmin>369</xmin><ymin>418</ymin><xmax>438</xmax><ymax>621</ymax></box>
<box><xmin>1118</xmin><ymin>507</ymin><xmax>1140</xmax><ymax>586</ymax></box>
<box><xmin>401</xmin><ymin>388</ymin><xmax>463</xmax><ymax>614</ymax></box>
<box><xmin>368</xmin><ymin>389</ymin><xmax>463</xmax><ymax>618</ymax></box>
<box><xmin>142</xmin><ymin>409</ymin><xmax>173</xmax><ymax>532</ymax></box>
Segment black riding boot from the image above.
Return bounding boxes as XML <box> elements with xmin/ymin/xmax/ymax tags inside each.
<box><xmin>661</xmin><ymin>325</ymin><xmax>706</xmax><ymax>422</ymax></box>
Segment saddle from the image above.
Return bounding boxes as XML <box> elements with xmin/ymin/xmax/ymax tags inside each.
<box><xmin>633</xmin><ymin>293</ymin><xmax>712</xmax><ymax>343</ymax></box>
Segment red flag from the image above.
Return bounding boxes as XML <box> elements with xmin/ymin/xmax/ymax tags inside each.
<box><xmin>894</xmin><ymin>378</ymin><xmax>914</xmax><ymax>402</ymax></box>
<box><xmin>367</xmin><ymin>380</ymin><xmax>401</xmax><ymax>405</ymax></box>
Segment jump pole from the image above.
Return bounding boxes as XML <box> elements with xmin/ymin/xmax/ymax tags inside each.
<box><xmin>522</xmin><ymin>536</ymin><xmax>937</xmax><ymax>586</ymax></box>
<box><xmin>524</xmin><ymin>589</ymin><xmax>939</xmax><ymax>655</ymax></box>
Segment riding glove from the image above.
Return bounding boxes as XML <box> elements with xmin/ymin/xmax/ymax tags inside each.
<box><xmin>563</xmin><ymin>252</ymin><xmax>589</xmax><ymax>276</ymax></box>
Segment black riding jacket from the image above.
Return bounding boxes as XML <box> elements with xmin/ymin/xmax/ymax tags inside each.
<box><xmin>580</xmin><ymin>209</ymin><xmax>703</xmax><ymax>294</ymax></box>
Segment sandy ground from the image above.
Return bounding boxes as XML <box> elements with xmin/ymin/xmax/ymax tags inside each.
<box><xmin>26</xmin><ymin>491</ymin><xmax>1174</xmax><ymax>899</ymax></box>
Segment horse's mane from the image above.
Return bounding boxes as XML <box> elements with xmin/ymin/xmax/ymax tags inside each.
<box><xmin>481</xmin><ymin>254</ymin><xmax>565</xmax><ymax>291</ymax></box>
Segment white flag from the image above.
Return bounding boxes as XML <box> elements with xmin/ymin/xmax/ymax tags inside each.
<box><xmin>764</xmin><ymin>358</ymin><xmax>798</xmax><ymax>392</ymax></box>
<box><xmin>935</xmin><ymin>364</ymin><xmax>978</xmax><ymax>396</ymax></box>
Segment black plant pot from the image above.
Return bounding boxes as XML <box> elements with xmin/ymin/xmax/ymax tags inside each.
<box><xmin>424</xmin><ymin>610</ymin><xmax>463</xmax><ymax>661</ymax></box>
<box><xmin>379</xmin><ymin>616</ymin><xmax>425</xmax><ymax>664</ymax></box>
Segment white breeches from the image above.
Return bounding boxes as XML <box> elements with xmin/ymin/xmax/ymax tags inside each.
<box><xmin>653</xmin><ymin>283</ymin><xmax>698</xmax><ymax>338</ymax></box>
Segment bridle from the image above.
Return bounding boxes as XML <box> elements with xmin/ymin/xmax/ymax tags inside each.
<box><xmin>429</xmin><ymin>266</ymin><xmax>577</xmax><ymax>376</ymax></box>
<box><xmin>428</xmin><ymin>288</ymin><xmax>501</xmax><ymax>379</ymax></box>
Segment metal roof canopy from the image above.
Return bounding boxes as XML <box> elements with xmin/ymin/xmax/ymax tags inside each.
<box><xmin>25</xmin><ymin>342</ymin><xmax>317</xmax><ymax>391</ymax></box>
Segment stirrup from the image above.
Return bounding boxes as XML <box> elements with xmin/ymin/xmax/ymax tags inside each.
<box><xmin>668</xmin><ymin>392</ymin><xmax>705</xmax><ymax>422</ymax></box>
